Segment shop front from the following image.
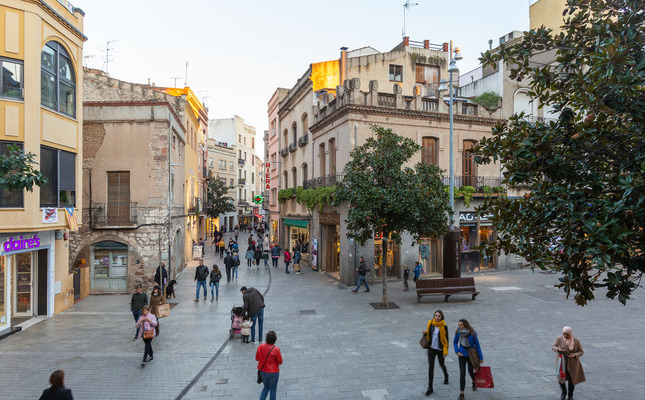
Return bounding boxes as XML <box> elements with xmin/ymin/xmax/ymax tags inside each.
<box><xmin>90</xmin><ymin>241</ymin><xmax>128</xmax><ymax>293</ymax></box>
<box><xmin>458</xmin><ymin>212</ymin><xmax>496</xmax><ymax>272</ymax></box>
<box><xmin>283</xmin><ymin>218</ymin><xmax>310</xmax><ymax>262</ymax></box>
<box><xmin>373</xmin><ymin>233</ymin><xmax>400</xmax><ymax>279</ymax></box>
<box><xmin>0</xmin><ymin>231</ymin><xmax>54</xmax><ymax>335</ymax></box>
<box><xmin>319</xmin><ymin>213</ymin><xmax>340</xmax><ymax>275</ymax></box>
<box><xmin>418</xmin><ymin>238</ymin><xmax>441</xmax><ymax>274</ymax></box>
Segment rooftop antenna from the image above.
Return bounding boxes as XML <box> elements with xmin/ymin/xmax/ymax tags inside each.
<box><xmin>488</xmin><ymin>39</ymin><xmax>493</xmax><ymax>50</ymax></box>
<box><xmin>402</xmin><ymin>1</ymin><xmax>419</xmax><ymax>39</ymax></box>
<box><xmin>103</xmin><ymin>40</ymin><xmax>118</xmax><ymax>73</ymax></box>
<box><xmin>170</xmin><ymin>77</ymin><xmax>182</xmax><ymax>88</ymax></box>
<box><xmin>184</xmin><ymin>61</ymin><xmax>189</xmax><ymax>87</ymax></box>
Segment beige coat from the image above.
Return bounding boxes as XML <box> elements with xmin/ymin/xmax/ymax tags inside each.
<box><xmin>552</xmin><ymin>335</ymin><xmax>586</xmax><ymax>385</ymax></box>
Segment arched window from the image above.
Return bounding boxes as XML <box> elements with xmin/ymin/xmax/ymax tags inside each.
<box><xmin>292</xmin><ymin>122</ymin><xmax>298</xmax><ymax>144</ymax></box>
<box><xmin>291</xmin><ymin>167</ymin><xmax>297</xmax><ymax>188</ymax></box>
<box><xmin>283</xmin><ymin>171</ymin><xmax>288</xmax><ymax>189</ymax></box>
<box><xmin>301</xmin><ymin>114</ymin><xmax>309</xmax><ymax>135</ymax></box>
<box><xmin>422</xmin><ymin>137</ymin><xmax>437</xmax><ymax>165</ymax></box>
<box><xmin>301</xmin><ymin>163</ymin><xmax>308</xmax><ymax>185</ymax></box>
<box><xmin>41</xmin><ymin>41</ymin><xmax>76</xmax><ymax>117</ymax></box>
<box><xmin>328</xmin><ymin>138</ymin><xmax>336</xmax><ymax>174</ymax></box>
<box><xmin>283</xmin><ymin>129</ymin><xmax>289</xmax><ymax>150</ymax></box>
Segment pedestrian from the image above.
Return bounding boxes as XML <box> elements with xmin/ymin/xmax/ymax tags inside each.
<box><xmin>240</xmin><ymin>286</ymin><xmax>265</xmax><ymax>343</ymax></box>
<box><xmin>254</xmin><ymin>245</ymin><xmax>262</xmax><ymax>267</ymax></box>
<box><xmin>148</xmin><ymin>285</ymin><xmax>164</xmax><ymax>336</ymax></box>
<box><xmin>224</xmin><ymin>251</ymin><xmax>234</xmax><ymax>282</ymax></box>
<box><xmin>248</xmin><ymin>234</ymin><xmax>254</xmax><ymax>247</ymax></box>
<box><xmin>453</xmin><ymin>319</ymin><xmax>483</xmax><ymax>400</ymax></box>
<box><xmin>552</xmin><ymin>326</ymin><xmax>585</xmax><ymax>400</ymax></box>
<box><xmin>283</xmin><ymin>248</ymin><xmax>291</xmax><ymax>273</ymax></box>
<box><xmin>413</xmin><ymin>261</ymin><xmax>423</xmax><ymax>283</ymax></box>
<box><xmin>240</xmin><ymin>315</ymin><xmax>253</xmax><ymax>344</ymax></box>
<box><xmin>403</xmin><ymin>265</ymin><xmax>410</xmax><ymax>291</ymax></box>
<box><xmin>234</xmin><ymin>225</ymin><xmax>239</xmax><ymax>243</ymax></box>
<box><xmin>232</xmin><ymin>251</ymin><xmax>240</xmax><ymax>281</ymax></box>
<box><xmin>293</xmin><ymin>247</ymin><xmax>302</xmax><ymax>274</ymax></box>
<box><xmin>198</xmin><ymin>237</ymin><xmax>205</xmax><ymax>258</ymax></box>
<box><xmin>246</xmin><ymin>244</ymin><xmax>254</xmax><ymax>267</ymax></box>
<box><xmin>154</xmin><ymin>262</ymin><xmax>168</xmax><ymax>289</ymax></box>
<box><xmin>263</xmin><ymin>234</ymin><xmax>270</xmax><ymax>251</ymax></box>
<box><xmin>130</xmin><ymin>284</ymin><xmax>148</xmax><ymax>340</ymax></box>
<box><xmin>422</xmin><ymin>310</ymin><xmax>449</xmax><ymax>396</ymax></box>
<box><xmin>194</xmin><ymin>260</ymin><xmax>209</xmax><ymax>302</ymax></box>
<box><xmin>271</xmin><ymin>243</ymin><xmax>281</xmax><ymax>268</ymax></box>
<box><xmin>135</xmin><ymin>305</ymin><xmax>158</xmax><ymax>363</ymax></box>
<box><xmin>256</xmin><ymin>331</ymin><xmax>283</xmax><ymax>400</ymax></box>
<box><xmin>352</xmin><ymin>256</ymin><xmax>370</xmax><ymax>293</ymax></box>
<box><xmin>219</xmin><ymin>238</ymin><xmax>226</xmax><ymax>257</ymax></box>
<box><xmin>209</xmin><ymin>264</ymin><xmax>222</xmax><ymax>301</ymax></box>
<box><xmin>39</xmin><ymin>369</ymin><xmax>73</xmax><ymax>400</ymax></box>
<box><xmin>228</xmin><ymin>238</ymin><xmax>235</xmax><ymax>252</ymax></box>
<box><xmin>262</xmin><ymin>246</ymin><xmax>270</xmax><ymax>269</ymax></box>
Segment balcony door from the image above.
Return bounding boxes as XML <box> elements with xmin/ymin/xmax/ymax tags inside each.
<box><xmin>462</xmin><ymin>141</ymin><xmax>477</xmax><ymax>188</ymax></box>
<box><xmin>107</xmin><ymin>171</ymin><xmax>130</xmax><ymax>225</ymax></box>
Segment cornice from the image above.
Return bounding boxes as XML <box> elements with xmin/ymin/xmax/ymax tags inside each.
<box><xmin>33</xmin><ymin>0</ymin><xmax>87</xmax><ymax>42</ymax></box>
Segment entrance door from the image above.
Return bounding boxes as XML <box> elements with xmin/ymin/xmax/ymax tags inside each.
<box><xmin>37</xmin><ymin>250</ymin><xmax>48</xmax><ymax>316</ymax></box>
<box><xmin>13</xmin><ymin>252</ymin><xmax>33</xmax><ymax>316</ymax></box>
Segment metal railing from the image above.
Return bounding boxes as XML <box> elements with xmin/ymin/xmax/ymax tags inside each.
<box><xmin>288</xmin><ymin>141</ymin><xmax>298</xmax><ymax>152</ymax></box>
<box><xmin>303</xmin><ymin>173</ymin><xmax>344</xmax><ymax>189</ymax></box>
<box><xmin>298</xmin><ymin>134</ymin><xmax>309</xmax><ymax>147</ymax></box>
<box><xmin>91</xmin><ymin>202</ymin><xmax>138</xmax><ymax>226</ymax></box>
<box><xmin>238</xmin><ymin>158</ymin><xmax>245</xmax><ymax>166</ymax></box>
<box><xmin>441</xmin><ymin>176</ymin><xmax>503</xmax><ymax>192</ymax></box>
<box><xmin>280</xmin><ymin>148</ymin><xmax>288</xmax><ymax>157</ymax></box>
<box><xmin>422</xmin><ymin>97</ymin><xmax>438</xmax><ymax>112</ymax></box>
<box><xmin>238</xmin><ymin>178</ymin><xmax>246</xmax><ymax>186</ymax></box>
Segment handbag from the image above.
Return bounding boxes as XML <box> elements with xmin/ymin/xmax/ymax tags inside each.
<box><xmin>474</xmin><ymin>365</ymin><xmax>494</xmax><ymax>388</ymax></box>
<box><xmin>419</xmin><ymin>333</ymin><xmax>430</xmax><ymax>349</ymax></box>
<box><xmin>257</xmin><ymin>345</ymin><xmax>275</xmax><ymax>384</ymax></box>
<box><xmin>157</xmin><ymin>303</ymin><xmax>170</xmax><ymax>318</ymax></box>
<box><xmin>467</xmin><ymin>347</ymin><xmax>481</xmax><ymax>369</ymax></box>
<box><xmin>556</xmin><ymin>353</ymin><xmax>566</xmax><ymax>379</ymax></box>
<box><xmin>143</xmin><ymin>329</ymin><xmax>154</xmax><ymax>339</ymax></box>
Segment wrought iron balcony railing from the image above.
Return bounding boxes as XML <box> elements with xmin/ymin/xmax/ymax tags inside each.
<box><xmin>91</xmin><ymin>202</ymin><xmax>138</xmax><ymax>227</ymax></box>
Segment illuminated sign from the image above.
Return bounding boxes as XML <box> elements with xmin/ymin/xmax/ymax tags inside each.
<box><xmin>265</xmin><ymin>162</ymin><xmax>271</xmax><ymax>190</ymax></box>
<box><xmin>3</xmin><ymin>234</ymin><xmax>41</xmax><ymax>252</ymax></box>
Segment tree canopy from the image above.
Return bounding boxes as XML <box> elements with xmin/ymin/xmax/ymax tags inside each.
<box><xmin>475</xmin><ymin>0</ymin><xmax>644</xmax><ymax>305</ymax></box>
<box><xmin>206</xmin><ymin>176</ymin><xmax>235</xmax><ymax>219</ymax></box>
<box><xmin>0</xmin><ymin>144</ymin><xmax>47</xmax><ymax>193</ymax></box>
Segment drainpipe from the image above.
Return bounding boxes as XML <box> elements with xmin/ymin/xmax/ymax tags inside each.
<box><xmin>339</xmin><ymin>47</ymin><xmax>348</xmax><ymax>86</ymax></box>
<box><xmin>353</xmin><ymin>123</ymin><xmax>358</xmax><ymax>282</ymax></box>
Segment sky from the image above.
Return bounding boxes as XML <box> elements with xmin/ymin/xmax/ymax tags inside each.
<box><xmin>79</xmin><ymin>0</ymin><xmax>531</xmax><ymax>157</ymax></box>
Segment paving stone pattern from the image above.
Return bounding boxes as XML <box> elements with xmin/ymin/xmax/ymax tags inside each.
<box><xmin>0</xmin><ymin>231</ymin><xmax>643</xmax><ymax>399</ymax></box>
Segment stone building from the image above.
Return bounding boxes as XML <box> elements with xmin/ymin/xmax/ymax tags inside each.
<box><xmin>266</xmin><ymin>89</ymin><xmax>288</xmax><ymax>242</ymax></box>
<box><xmin>207</xmin><ymin>138</ymin><xmax>236</xmax><ymax>231</ymax></box>
<box><xmin>69</xmin><ymin>69</ymin><xmax>187</xmax><ymax>294</ymax></box>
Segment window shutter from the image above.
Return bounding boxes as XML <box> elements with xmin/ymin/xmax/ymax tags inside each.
<box><xmin>107</xmin><ymin>172</ymin><xmax>130</xmax><ymax>224</ymax></box>
<box><xmin>416</xmin><ymin>66</ymin><xmax>425</xmax><ymax>83</ymax></box>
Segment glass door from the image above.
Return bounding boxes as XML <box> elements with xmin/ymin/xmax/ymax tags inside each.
<box><xmin>13</xmin><ymin>252</ymin><xmax>33</xmax><ymax>316</ymax></box>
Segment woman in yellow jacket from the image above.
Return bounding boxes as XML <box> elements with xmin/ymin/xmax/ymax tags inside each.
<box><xmin>422</xmin><ymin>309</ymin><xmax>449</xmax><ymax>396</ymax></box>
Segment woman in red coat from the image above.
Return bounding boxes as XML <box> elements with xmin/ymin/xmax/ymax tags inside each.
<box><xmin>283</xmin><ymin>249</ymin><xmax>291</xmax><ymax>274</ymax></box>
<box><xmin>256</xmin><ymin>331</ymin><xmax>283</xmax><ymax>400</ymax></box>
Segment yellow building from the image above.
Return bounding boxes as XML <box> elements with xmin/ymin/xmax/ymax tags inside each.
<box><xmin>530</xmin><ymin>0</ymin><xmax>567</xmax><ymax>34</ymax></box>
<box><xmin>0</xmin><ymin>0</ymin><xmax>85</xmax><ymax>336</ymax></box>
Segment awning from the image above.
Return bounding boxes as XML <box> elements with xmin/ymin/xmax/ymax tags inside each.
<box><xmin>284</xmin><ymin>219</ymin><xmax>310</xmax><ymax>229</ymax></box>
<box><xmin>255</xmin><ymin>214</ymin><xmax>262</xmax><ymax>218</ymax></box>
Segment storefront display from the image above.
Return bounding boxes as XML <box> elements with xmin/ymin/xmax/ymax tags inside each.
<box><xmin>373</xmin><ymin>234</ymin><xmax>399</xmax><ymax>278</ymax></box>
<box><xmin>459</xmin><ymin>212</ymin><xmax>496</xmax><ymax>272</ymax></box>
<box><xmin>418</xmin><ymin>238</ymin><xmax>439</xmax><ymax>273</ymax></box>
<box><xmin>91</xmin><ymin>241</ymin><xmax>128</xmax><ymax>292</ymax></box>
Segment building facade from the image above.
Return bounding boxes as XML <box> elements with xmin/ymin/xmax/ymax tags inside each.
<box><xmin>0</xmin><ymin>0</ymin><xmax>86</xmax><ymax>335</ymax></box>
<box><xmin>207</xmin><ymin>138</ymin><xmax>236</xmax><ymax>231</ymax></box>
<box><xmin>266</xmin><ymin>89</ymin><xmax>288</xmax><ymax>243</ymax></box>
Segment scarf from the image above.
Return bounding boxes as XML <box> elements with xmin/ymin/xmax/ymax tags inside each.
<box><xmin>458</xmin><ymin>328</ymin><xmax>471</xmax><ymax>348</ymax></box>
<box><xmin>562</xmin><ymin>326</ymin><xmax>574</xmax><ymax>350</ymax></box>
<box><xmin>427</xmin><ymin>319</ymin><xmax>449</xmax><ymax>356</ymax></box>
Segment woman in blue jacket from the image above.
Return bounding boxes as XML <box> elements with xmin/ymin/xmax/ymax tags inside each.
<box><xmin>453</xmin><ymin>319</ymin><xmax>483</xmax><ymax>400</ymax></box>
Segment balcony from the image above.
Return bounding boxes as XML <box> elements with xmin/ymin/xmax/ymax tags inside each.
<box><xmin>91</xmin><ymin>202</ymin><xmax>138</xmax><ymax>227</ymax></box>
<box><xmin>238</xmin><ymin>178</ymin><xmax>246</xmax><ymax>186</ymax></box>
<box><xmin>280</xmin><ymin>147</ymin><xmax>289</xmax><ymax>157</ymax></box>
<box><xmin>422</xmin><ymin>97</ymin><xmax>438</xmax><ymax>112</ymax></box>
<box><xmin>187</xmin><ymin>196</ymin><xmax>200</xmax><ymax>214</ymax></box>
<box><xmin>441</xmin><ymin>176</ymin><xmax>503</xmax><ymax>193</ymax></box>
<box><xmin>238</xmin><ymin>200</ymin><xmax>249</xmax><ymax>207</ymax></box>
<box><xmin>288</xmin><ymin>141</ymin><xmax>298</xmax><ymax>153</ymax></box>
<box><xmin>238</xmin><ymin>158</ymin><xmax>245</xmax><ymax>166</ymax></box>
<box><xmin>462</xmin><ymin>103</ymin><xmax>478</xmax><ymax>116</ymax></box>
<box><xmin>303</xmin><ymin>173</ymin><xmax>344</xmax><ymax>189</ymax></box>
<box><xmin>298</xmin><ymin>134</ymin><xmax>309</xmax><ymax>147</ymax></box>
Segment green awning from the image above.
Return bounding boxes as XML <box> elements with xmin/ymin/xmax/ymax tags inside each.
<box><xmin>284</xmin><ymin>219</ymin><xmax>310</xmax><ymax>228</ymax></box>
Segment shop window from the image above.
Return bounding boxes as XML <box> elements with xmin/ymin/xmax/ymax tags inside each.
<box><xmin>41</xmin><ymin>41</ymin><xmax>76</xmax><ymax>117</ymax></box>
<box><xmin>0</xmin><ymin>141</ymin><xmax>24</xmax><ymax>207</ymax></box>
<box><xmin>40</xmin><ymin>146</ymin><xmax>76</xmax><ymax>208</ymax></box>
<box><xmin>91</xmin><ymin>241</ymin><xmax>128</xmax><ymax>292</ymax></box>
<box><xmin>389</xmin><ymin>64</ymin><xmax>403</xmax><ymax>82</ymax></box>
<box><xmin>422</xmin><ymin>137</ymin><xmax>437</xmax><ymax>165</ymax></box>
<box><xmin>219</xmin><ymin>160</ymin><xmax>226</xmax><ymax>170</ymax></box>
<box><xmin>374</xmin><ymin>232</ymin><xmax>399</xmax><ymax>278</ymax></box>
<box><xmin>1</xmin><ymin>57</ymin><xmax>24</xmax><ymax>100</ymax></box>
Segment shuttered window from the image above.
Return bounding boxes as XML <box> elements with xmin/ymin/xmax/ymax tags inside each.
<box><xmin>416</xmin><ymin>66</ymin><xmax>426</xmax><ymax>83</ymax></box>
<box><xmin>0</xmin><ymin>141</ymin><xmax>24</xmax><ymax>207</ymax></box>
<box><xmin>462</xmin><ymin>141</ymin><xmax>477</xmax><ymax>187</ymax></box>
<box><xmin>422</xmin><ymin>137</ymin><xmax>437</xmax><ymax>165</ymax></box>
<box><xmin>107</xmin><ymin>172</ymin><xmax>130</xmax><ymax>225</ymax></box>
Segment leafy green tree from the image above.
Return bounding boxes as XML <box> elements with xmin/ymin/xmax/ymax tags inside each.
<box><xmin>206</xmin><ymin>176</ymin><xmax>235</xmax><ymax>219</ymax></box>
<box><xmin>0</xmin><ymin>144</ymin><xmax>47</xmax><ymax>193</ymax></box>
<box><xmin>475</xmin><ymin>0</ymin><xmax>644</xmax><ymax>305</ymax></box>
<box><xmin>335</xmin><ymin>125</ymin><xmax>450</xmax><ymax>306</ymax></box>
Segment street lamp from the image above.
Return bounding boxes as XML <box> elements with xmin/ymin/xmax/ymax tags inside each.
<box><xmin>438</xmin><ymin>47</ymin><xmax>462</xmax><ymax>230</ymax></box>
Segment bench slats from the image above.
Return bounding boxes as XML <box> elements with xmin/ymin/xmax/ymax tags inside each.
<box><xmin>415</xmin><ymin>277</ymin><xmax>479</xmax><ymax>303</ymax></box>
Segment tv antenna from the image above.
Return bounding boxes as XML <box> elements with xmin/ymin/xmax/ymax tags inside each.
<box><xmin>402</xmin><ymin>1</ymin><xmax>418</xmax><ymax>38</ymax></box>
<box><xmin>170</xmin><ymin>77</ymin><xmax>182</xmax><ymax>88</ymax></box>
<box><xmin>103</xmin><ymin>40</ymin><xmax>118</xmax><ymax>73</ymax></box>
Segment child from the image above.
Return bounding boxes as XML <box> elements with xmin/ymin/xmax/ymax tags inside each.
<box><xmin>239</xmin><ymin>316</ymin><xmax>253</xmax><ymax>344</ymax></box>
<box><xmin>403</xmin><ymin>265</ymin><xmax>410</xmax><ymax>291</ymax></box>
<box><xmin>413</xmin><ymin>261</ymin><xmax>423</xmax><ymax>282</ymax></box>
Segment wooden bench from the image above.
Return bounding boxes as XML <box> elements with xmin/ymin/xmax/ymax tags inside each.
<box><xmin>415</xmin><ymin>277</ymin><xmax>480</xmax><ymax>303</ymax></box>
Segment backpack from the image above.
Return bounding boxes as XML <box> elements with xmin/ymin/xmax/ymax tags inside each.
<box><xmin>233</xmin><ymin>255</ymin><xmax>240</xmax><ymax>266</ymax></box>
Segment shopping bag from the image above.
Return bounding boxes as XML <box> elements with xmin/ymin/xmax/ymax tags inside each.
<box><xmin>157</xmin><ymin>303</ymin><xmax>170</xmax><ymax>318</ymax></box>
<box><xmin>556</xmin><ymin>353</ymin><xmax>566</xmax><ymax>379</ymax></box>
<box><xmin>474</xmin><ymin>365</ymin><xmax>494</xmax><ymax>388</ymax></box>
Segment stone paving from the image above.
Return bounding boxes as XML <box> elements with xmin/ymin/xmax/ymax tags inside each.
<box><xmin>0</xmin><ymin>231</ymin><xmax>644</xmax><ymax>399</ymax></box>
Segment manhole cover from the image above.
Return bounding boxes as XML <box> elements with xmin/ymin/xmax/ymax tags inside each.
<box><xmin>369</xmin><ymin>302</ymin><xmax>400</xmax><ymax>310</ymax></box>
<box><xmin>299</xmin><ymin>310</ymin><xmax>316</xmax><ymax>315</ymax></box>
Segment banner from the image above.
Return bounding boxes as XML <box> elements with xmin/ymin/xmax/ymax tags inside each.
<box><xmin>64</xmin><ymin>207</ymin><xmax>79</xmax><ymax>231</ymax></box>
<box><xmin>42</xmin><ymin>208</ymin><xmax>58</xmax><ymax>223</ymax></box>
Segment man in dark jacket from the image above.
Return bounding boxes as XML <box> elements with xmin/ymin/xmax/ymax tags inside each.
<box><xmin>130</xmin><ymin>284</ymin><xmax>148</xmax><ymax>340</ymax></box>
<box><xmin>224</xmin><ymin>251</ymin><xmax>235</xmax><ymax>282</ymax></box>
<box><xmin>240</xmin><ymin>286</ymin><xmax>265</xmax><ymax>343</ymax></box>
<box><xmin>352</xmin><ymin>256</ymin><xmax>370</xmax><ymax>293</ymax></box>
<box><xmin>154</xmin><ymin>262</ymin><xmax>168</xmax><ymax>288</ymax></box>
<box><xmin>194</xmin><ymin>260</ymin><xmax>209</xmax><ymax>302</ymax></box>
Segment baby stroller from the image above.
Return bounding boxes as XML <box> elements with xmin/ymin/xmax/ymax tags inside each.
<box><xmin>229</xmin><ymin>306</ymin><xmax>244</xmax><ymax>339</ymax></box>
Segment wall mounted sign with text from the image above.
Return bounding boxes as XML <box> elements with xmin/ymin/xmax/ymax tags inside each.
<box><xmin>2</xmin><ymin>234</ymin><xmax>42</xmax><ymax>252</ymax></box>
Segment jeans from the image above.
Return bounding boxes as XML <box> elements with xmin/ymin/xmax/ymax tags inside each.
<box><xmin>251</xmin><ymin>307</ymin><xmax>264</xmax><ymax>342</ymax></box>
<box><xmin>225</xmin><ymin>266</ymin><xmax>231</xmax><ymax>281</ymax></box>
<box><xmin>196</xmin><ymin>280</ymin><xmax>207</xmax><ymax>299</ymax></box>
<box><xmin>285</xmin><ymin>261</ymin><xmax>290</xmax><ymax>272</ymax></box>
<box><xmin>259</xmin><ymin>371</ymin><xmax>279</xmax><ymax>400</ymax></box>
<box><xmin>143</xmin><ymin>338</ymin><xmax>153</xmax><ymax>360</ymax></box>
<box><xmin>428</xmin><ymin>348</ymin><xmax>448</xmax><ymax>388</ymax></box>
<box><xmin>132</xmin><ymin>310</ymin><xmax>142</xmax><ymax>338</ymax></box>
<box><xmin>233</xmin><ymin>266</ymin><xmax>238</xmax><ymax>280</ymax></box>
<box><xmin>272</xmin><ymin>257</ymin><xmax>278</xmax><ymax>267</ymax></box>
<box><xmin>355</xmin><ymin>275</ymin><xmax>369</xmax><ymax>291</ymax></box>
<box><xmin>263</xmin><ymin>258</ymin><xmax>268</xmax><ymax>268</ymax></box>
<box><xmin>458</xmin><ymin>356</ymin><xmax>475</xmax><ymax>391</ymax></box>
<box><xmin>210</xmin><ymin>281</ymin><xmax>219</xmax><ymax>299</ymax></box>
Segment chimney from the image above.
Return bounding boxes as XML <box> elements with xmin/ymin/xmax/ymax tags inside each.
<box><xmin>339</xmin><ymin>47</ymin><xmax>348</xmax><ymax>86</ymax></box>
<box><xmin>442</xmin><ymin>42</ymin><xmax>449</xmax><ymax>52</ymax></box>
<box><xmin>403</xmin><ymin>36</ymin><xmax>410</xmax><ymax>47</ymax></box>
<box><xmin>423</xmin><ymin>40</ymin><xmax>430</xmax><ymax>49</ymax></box>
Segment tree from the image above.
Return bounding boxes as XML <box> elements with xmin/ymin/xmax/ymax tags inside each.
<box><xmin>475</xmin><ymin>0</ymin><xmax>644</xmax><ymax>305</ymax></box>
<box><xmin>206</xmin><ymin>176</ymin><xmax>235</xmax><ymax>220</ymax></box>
<box><xmin>0</xmin><ymin>144</ymin><xmax>47</xmax><ymax>193</ymax></box>
<box><xmin>334</xmin><ymin>125</ymin><xmax>451</xmax><ymax>306</ymax></box>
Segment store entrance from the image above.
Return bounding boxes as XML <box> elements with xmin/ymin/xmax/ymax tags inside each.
<box><xmin>37</xmin><ymin>250</ymin><xmax>47</xmax><ymax>316</ymax></box>
<box><xmin>12</xmin><ymin>252</ymin><xmax>33</xmax><ymax>317</ymax></box>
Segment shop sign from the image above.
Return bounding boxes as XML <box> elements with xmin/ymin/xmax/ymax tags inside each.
<box><xmin>459</xmin><ymin>212</ymin><xmax>493</xmax><ymax>223</ymax></box>
<box><xmin>265</xmin><ymin>162</ymin><xmax>271</xmax><ymax>190</ymax></box>
<box><xmin>2</xmin><ymin>234</ymin><xmax>42</xmax><ymax>252</ymax></box>
<box><xmin>320</xmin><ymin>212</ymin><xmax>340</xmax><ymax>225</ymax></box>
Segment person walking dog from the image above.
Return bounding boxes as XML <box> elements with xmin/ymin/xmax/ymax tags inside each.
<box><xmin>552</xmin><ymin>326</ymin><xmax>585</xmax><ymax>400</ymax></box>
<box><xmin>453</xmin><ymin>319</ymin><xmax>483</xmax><ymax>400</ymax></box>
<box><xmin>352</xmin><ymin>257</ymin><xmax>370</xmax><ymax>293</ymax></box>
<box><xmin>422</xmin><ymin>310</ymin><xmax>449</xmax><ymax>396</ymax></box>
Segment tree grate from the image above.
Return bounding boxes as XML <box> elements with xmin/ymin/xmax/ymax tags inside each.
<box><xmin>369</xmin><ymin>302</ymin><xmax>400</xmax><ymax>310</ymax></box>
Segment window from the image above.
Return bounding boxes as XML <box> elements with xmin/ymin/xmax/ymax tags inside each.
<box><xmin>41</xmin><ymin>41</ymin><xmax>76</xmax><ymax>117</ymax></box>
<box><xmin>415</xmin><ymin>65</ymin><xmax>439</xmax><ymax>84</ymax></box>
<box><xmin>319</xmin><ymin>143</ymin><xmax>326</xmax><ymax>177</ymax></box>
<box><xmin>230</xmin><ymin>179</ymin><xmax>234</xmax><ymax>187</ymax></box>
<box><xmin>329</xmin><ymin>138</ymin><xmax>336</xmax><ymax>174</ymax></box>
<box><xmin>389</xmin><ymin>64</ymin><xmax>403</xmax><ymax>82</ymax></box>
<box><xmin>107</xmin><ymin>171</ymin><xmax>130</xmax><ymax>225</ymax></box>
<box><xmin>291</xmin><ymin>167</ymin><xmax>297</xmax><ymax>188</ymax></box>
<box><xmin>1</xmin><ymin>58</ymin><xmax>23</xmax><ymax>100</ymax></box>
<box><xmin>252</xmin><ymin>138</ymin><xmax>255</xmax><ymax>149</ymax></box>
<box><xmin>283</xmin><ymin>171</ymin><xmax>288</xmax><ymax>189</ymax></box>
<box><xmin>422</xmin><ymin>137</ymin><xmax>437</xmax><ymax>165</ymax></box>
<box><xmin>271</xmin><ymin>188</ymin><xmax>277</xmax><ymax>205</ymax></box>
<box><xmin>239</xmin><ymin>134</ymin><xmax>242</xmax><ymax>143</ymax></box>
<box><xmin>244</xmin><ymin>137</ymin><xmax>246</xmax><ymax>145</ymax></box>
<box><xmin>218</xmin><ymin>160</ymin><xmax>227</xmax><ymax>170</ymax></box>
<box><xmin>302</xmin><ymin>114</ymin><xmax>309</xmax><ymax>134</ymax></box>
<box><xmin>0</xmin><ymin>141</ymin><xmax>24</xmax><ymax>207</ymax></box>
<box><xmin>229</xmin><ymin>161</ymin><xmax>233</xmax><ymax>171</ymax></box>
<box><xmin>239</xmin><ymin>150</ymin><xmax>242</xmax><ymax>158</ymax></box>
<box><xmin>462</xmin><ymin>141</ymin><xmax>477</xmax><ymax>187</ymax></box>
<box><xmin>302</xmin><ymin>163</ymin><xmax>308</xmax><ymax>185</ymax></box>
<box><xmin>251</xmin><ymin>172</ymin><xmax>254</xmax><ymax>184</ymax></box>
<box><xmin>292</xmin><ymin>122</ymin><xmax>297</xmax><ymax>144</ymax></box>
<box><xmin>40</xmin><ymin>146</ymin><xmax>76</xmax><ymax>207</ymax></box>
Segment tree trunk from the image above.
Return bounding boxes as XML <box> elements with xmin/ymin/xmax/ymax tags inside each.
<box><xmin>381</xmin><ymin>236</ymin><xmax>388</xmax><ymax>307</ymax></box>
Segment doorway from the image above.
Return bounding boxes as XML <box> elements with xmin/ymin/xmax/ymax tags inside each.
<box><xmin>37</xmin><ymin>250</ymin><xmax>47</xmax><ymax>316</ymax></box>
<box><xmin>13</xmin><ymin>252</ymin><xmax>32</xmax><ymax>316</ymax></box>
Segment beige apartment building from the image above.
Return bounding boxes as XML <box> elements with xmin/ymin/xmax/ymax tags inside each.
<box><xmin>266</xmin><ymin>89</ymin><xmax>288</xmax><ymax>242</ymax></box>
<box><xmin>207</xmin><ymin>138</ymin><xmax>236</xmax><ymax>232</ymax></box>
<box><xmin>0</xmin><ymin>0</ymin><xmax>85</xmax><ymax>336</ymax></box>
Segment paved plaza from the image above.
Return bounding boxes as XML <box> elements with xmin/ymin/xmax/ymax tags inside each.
<box><xmin>1</xmin><ymin>232</ymin><xmax>644</xmax><ymax>400</ymax></box>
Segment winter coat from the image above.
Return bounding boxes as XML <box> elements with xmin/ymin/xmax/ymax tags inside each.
<box><xmin>135</xmin><ymin>313</ymin><xmax>158</xmax><ymax>339</ymax></box>
<box><xmin>271</xmin><ymin>246</ymin><xmax>281</xmax><ymax>258</ymax></box>
<box><xmin>39</xmin><ymin>386</ymin><xmax>73</xmax><ymax>400</ymax></box>
<box><xmin>149</xmin><ymin>293</ymin><xmax>165</xmax><ymax>316</ymax></box>
<box><xmin>194</xmin><ymin>265</ymin><xmax>209</xmax><ymax>281</ymax></box>
<box><xmin>224</xmin><ymin>255</ymin><xmax>235</xmax><ymax>269</ymax></box>
<box><xmin>293</xmin><ymin>250</ymin><xmax>302</xmax><ymax>263</ymax></box>
<box><xmin>254</xmin><ymin>248</ymin><xmax>262</xmax><ymax>260</ymax></box>
<box><xmin>130</xmin><ymin>292</ymin><xmax>148</xmax><ymax>312</ymax></box>
<box><xmin>240</xmin><ymin>320</ymin><xmax>253</xmax><ymax>336</ymax></box>
<box><xmin>242</xmin><ymin>287</ymin><xmax>265</xmax><ymax>317</ymax></box>
<box><xmin>453</xmin><ymin>332</ymin><xmax>483</xmax><ymax>361</ymax></box>
<box><xmin>283</xmin><ymin>251</ymin><xmax>291</xmax><ymax>263</ymax></box>
<box><xmin>552</xmin><ymin>335</ymin><xmax>585</xmax><ymax>385</ymax></box>
<box><xmin>245</xmin><ymin>249</ymin><xmax>254</xmax><ymax>260</ymax></box>
<box><xmin>357</xmin><ymin>260</ymin><xmax>368</xmax><ymax>276</ymax></box>
<box><xmin>209</xmin><ymin>270</ymin><xmax>222</xmax><ymax>284</ymax></box>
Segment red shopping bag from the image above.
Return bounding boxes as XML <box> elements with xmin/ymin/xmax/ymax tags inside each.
<box><xmin>474</xmin><ymin>366</ymin><xmax>494</xmax><ymax>388</ymax></box>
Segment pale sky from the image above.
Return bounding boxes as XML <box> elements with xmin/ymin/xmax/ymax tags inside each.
<box><xmin>80</xmin><ymin>0</ymin><xmax>530</xmax><ymax>157</ymax></box>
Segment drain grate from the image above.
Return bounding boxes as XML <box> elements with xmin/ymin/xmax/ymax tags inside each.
<box><xmin>216</xmin><ymin>379</ymin><xmax>228</xmax><ymax>385</ymax></box>
<box><xmin>299</xmin><ymin>309</ymin><xmax>316</xmax><ymax>315</ymax></box>
<box><xmin>369</xmin><ymin>302</ymin><xmax>400</xmax><ymax>310</ymax></box>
